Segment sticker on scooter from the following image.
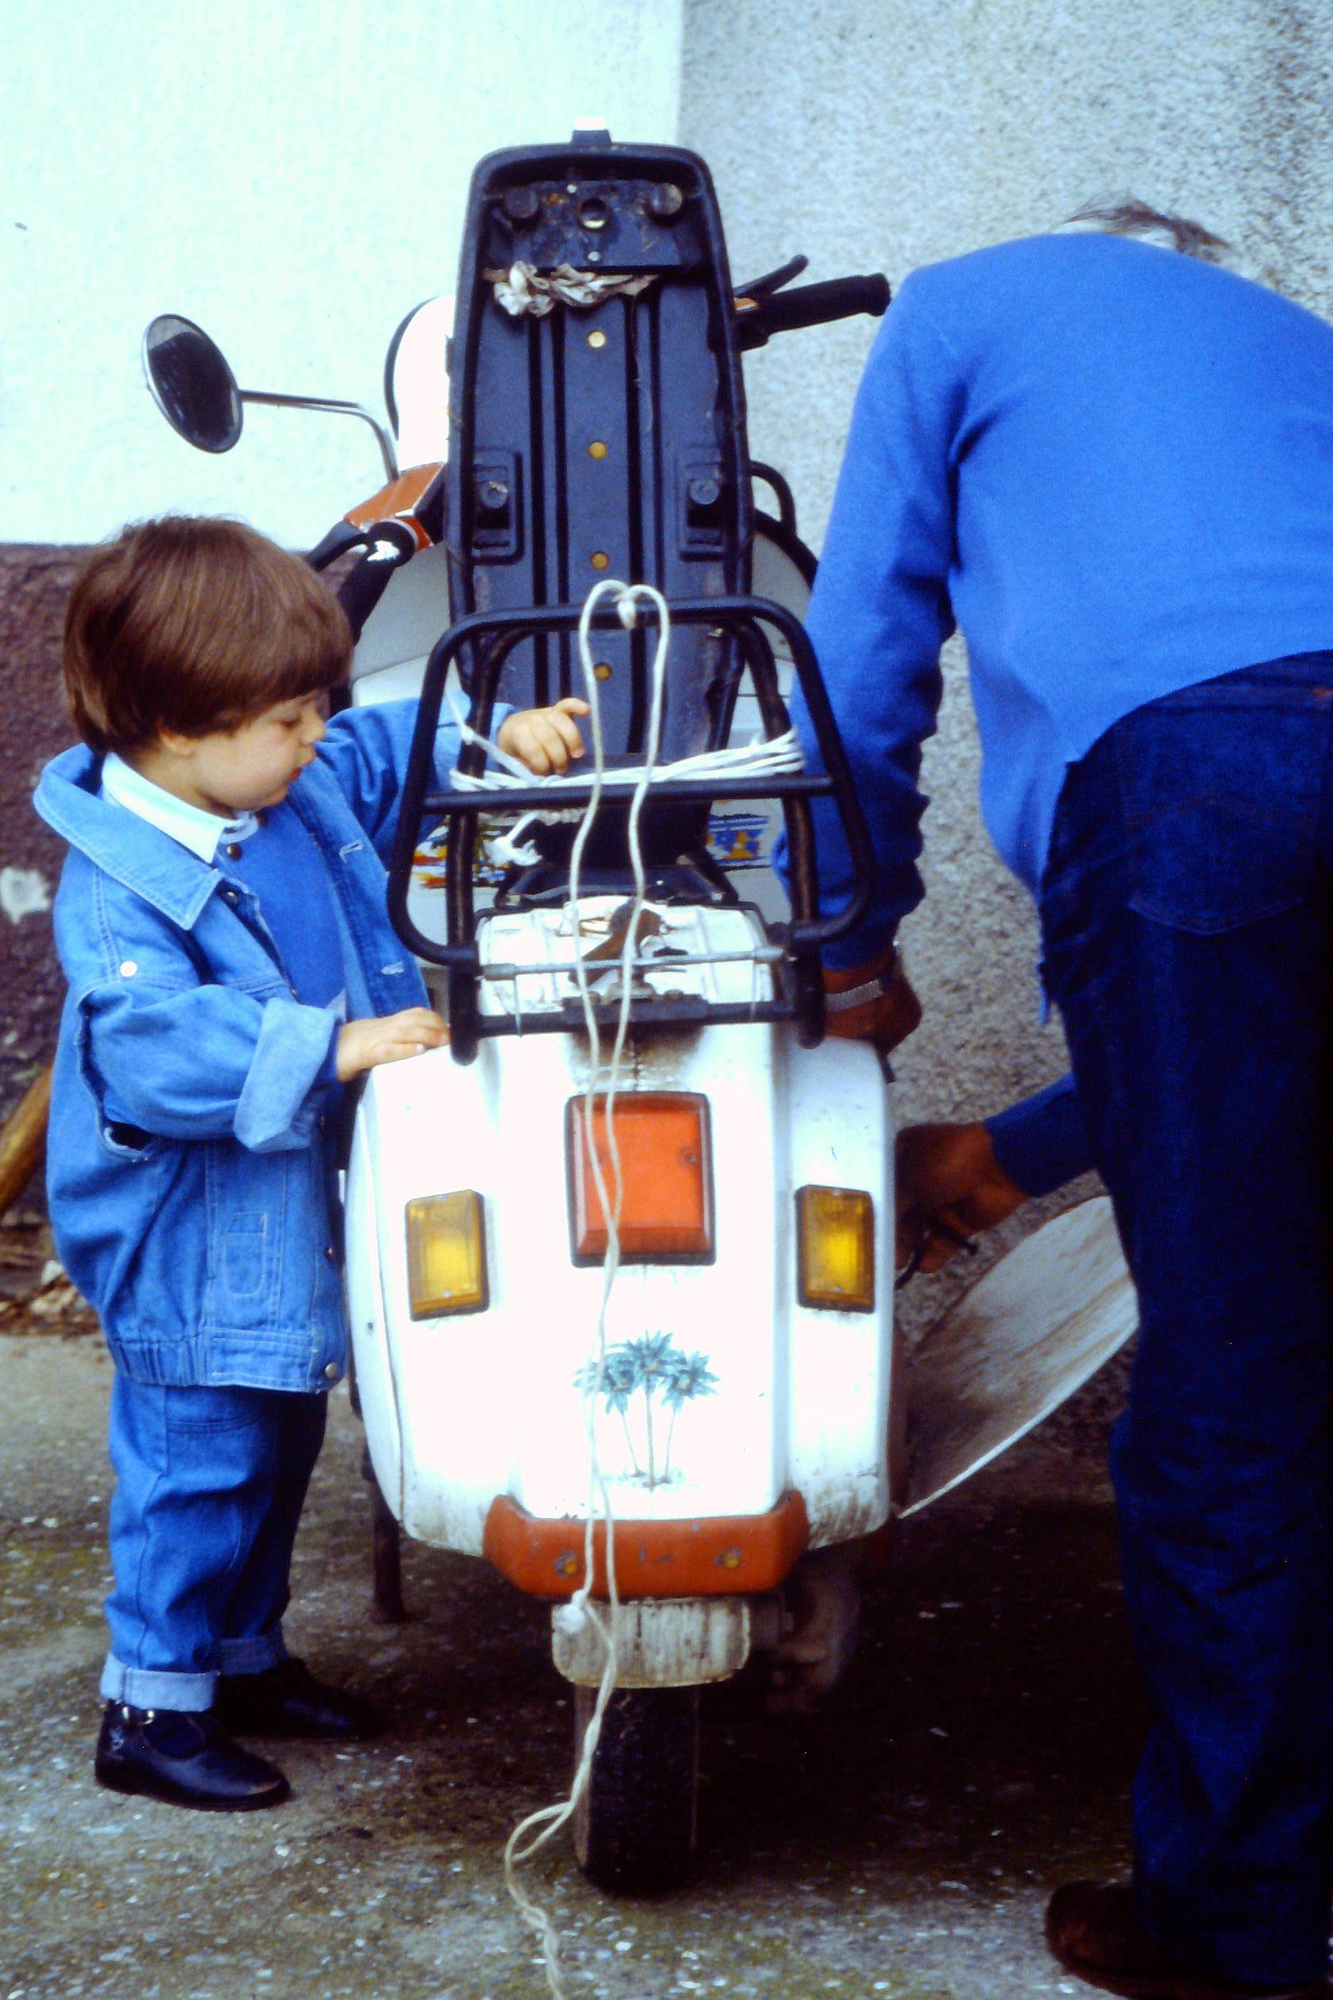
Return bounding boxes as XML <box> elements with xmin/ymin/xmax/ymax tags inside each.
<box><xmin>706</xmin><ymin>808</ymin><xmax>771</xmax><ymax>869</ymax></box>
<box><xmin>412</xmin><ymin>820</ymin><xmax>519</xmax><ymax>890</ymax></box>
<box><xmin>577</xmin><ymin>1333</ymin><xmax>718</xmax><ymax>1489</ymax></box>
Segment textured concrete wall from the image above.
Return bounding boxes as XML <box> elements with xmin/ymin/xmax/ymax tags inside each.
<box><xmin>0</xmin><ymin>545</ymin><xmax>367</xmax><ymax>1213</ymax></box>
<box><xmin>680</xmin><ymin>0</ymin><xmax>1333</xmax><ymax>1245</ymax></box>
<box><xmin>0</xmin><ymin>550</ymin><xmax>87</xmax><ymax>1148</ymax></box>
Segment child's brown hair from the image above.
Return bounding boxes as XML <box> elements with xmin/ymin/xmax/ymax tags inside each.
<box><xmin>63</xmin><ymin>516</ymin><xmax>353</xmax><ymax>754</ymax></box>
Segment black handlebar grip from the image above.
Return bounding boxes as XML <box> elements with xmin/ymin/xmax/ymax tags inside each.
<box><xmin>305</xmin><ymin>520</ymin><xmax>367</xmax><ymax>573</ymax></box>
<box><xmin>335</xmin><ymin>520</ymin><xmax>417</xmax><ymax>643</ymax></box>
<box><xmin>738</xmin><ymin>273</ymin><xmax>891</xmax><ymax>350</ymax></box>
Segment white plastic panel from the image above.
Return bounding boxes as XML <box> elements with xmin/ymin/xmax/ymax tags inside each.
<box><xmin>349</xmin><ymin>539</ymin><xmax>452</xmax><ymax>680</ymax></box>
<box><xmin>343</xmin><ymin>1117</ymin><xmax>405</xmax><ymax>1513</ymax></box>
<box><xmin>345</xmin><ymin>1009</ymin><xmax>895</xmax><ymax>1558</ymax></box>
<box><xmin>778</xmin><ymin>1033</ymin><xmax>895</xmax><ymax>1546</ymax></box>
<box><xmin>551</xmin><ymin>1597</ymin><xmax>751</xmax><ymax>1688</ymax></box>
<box><xmin>477</xmin><ymin>896</ymin><xmax>776</xmax><ymax>1022</ymax></box>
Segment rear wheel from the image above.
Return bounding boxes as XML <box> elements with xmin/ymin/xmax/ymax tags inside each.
<box><xmin>572</xmin><ymin>1684</ymin><xmax>700</xmax><ymax>1893</ymax></box>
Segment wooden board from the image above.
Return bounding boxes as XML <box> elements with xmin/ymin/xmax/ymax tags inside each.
<box><xmin>903</xmin><ymin>1196</ymin><xmax>1137</xmax><ymax>1517</ymax></box>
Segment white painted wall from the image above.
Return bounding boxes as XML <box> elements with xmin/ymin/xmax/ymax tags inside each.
<box><xmin>0</xmin><ymin>0</ymin><xmax>682</xmax><ymax>548</ymax></box>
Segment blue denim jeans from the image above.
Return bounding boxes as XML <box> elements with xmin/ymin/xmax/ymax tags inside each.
<box><xmin>101</xmin><ymin>1378</ymin><xmax>327</xmax><ymax>1711</ymax></box>
<box><xmin>1040</xmin><ymin>655</ymin><xmax>1333</xmax><ymax>1986</ymax></box>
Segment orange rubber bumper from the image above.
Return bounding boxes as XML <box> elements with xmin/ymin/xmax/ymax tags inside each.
<box><xmin>483</xmin><ymin>1490</ymin><xmax>810</xmax><ymax>1600</ymax></box>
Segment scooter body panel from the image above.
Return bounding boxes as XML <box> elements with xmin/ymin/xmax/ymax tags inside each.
<box><xmin>345</xmin><ymin>1006</ymin><xmax>892</xmax><ymax>1565</ymax></box>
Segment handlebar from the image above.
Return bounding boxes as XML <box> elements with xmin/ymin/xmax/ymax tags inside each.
<box><xmin>332</xmin><ymin>519</ymin><xmax>418</xmax><ymax>642</ymax></box>
<box><xmin>306</xmin><ymin>520</ymin><xmax>367</xmax><ymax>572</ymax></box>
<box><xmin>736</xmin><ymin>273</ymin><xmax>891</xmax><ymax>352</ymax></box>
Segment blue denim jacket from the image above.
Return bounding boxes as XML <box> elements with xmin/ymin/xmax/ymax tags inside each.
<box><xmin>34</xmin><ymin>701</ymin><xmax>459</xmax><ymax>1392</ymax></box>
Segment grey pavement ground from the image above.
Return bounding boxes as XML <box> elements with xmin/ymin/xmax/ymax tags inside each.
<box><xmin>1</xmin><ymin>1266</ymin><xmax>1138</xmax><ymax>2000</ymax></box>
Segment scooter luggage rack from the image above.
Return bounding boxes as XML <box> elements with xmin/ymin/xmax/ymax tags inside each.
<box><xmin>387</xmin><ymin>594</ymin><xmax>877</xmax><ymax>1063</ymax></box>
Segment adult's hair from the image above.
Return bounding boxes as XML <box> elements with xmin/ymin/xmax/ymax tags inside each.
<box><xmin>1059</xmin><ymin>198</ymin><xmax>1240</xmax><ymax>268</ymax></box>
<box><xmin>63</xmin><ymin>516</ymin><xmax>353</xmax><ymax>754</ymax></box>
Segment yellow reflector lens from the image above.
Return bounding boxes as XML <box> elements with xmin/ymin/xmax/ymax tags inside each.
<box><xmin>405</xmin><ymin>1191</ymin><xmax>488</xmax><ymax>1318</ymax></box>
<box><xmin>796</xmin><ymin>1185</ymin><xmax>875</xmax><ymax>1312</ymax></box>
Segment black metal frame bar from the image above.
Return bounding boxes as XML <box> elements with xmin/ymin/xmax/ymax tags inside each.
<box><xmin>386</xmin><ymin>593</ymin><xmax>876</xmax><ymax>1062</ymax></box>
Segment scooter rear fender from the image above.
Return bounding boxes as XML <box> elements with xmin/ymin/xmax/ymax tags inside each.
<box><xmin>344</xmin><ymin>1013</ymin><xmax>894</xmax><ymax>1569</ymax></box>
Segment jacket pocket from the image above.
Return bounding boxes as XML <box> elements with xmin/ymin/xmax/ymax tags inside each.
<box><xmin>219</xmin><ymin>1213</ymin><xmax>271</xmax><ymax>1299</ymax></box>
<box><xmin>202</xmin><ymin>1146</ymin><xmax>286</xmax><ymax>1326</ymax></box>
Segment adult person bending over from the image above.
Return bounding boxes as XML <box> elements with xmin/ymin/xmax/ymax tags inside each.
<box><xmin>790</xmin><ymin>202</ymin><xmax>1333</xmax><ymax>2000</ymax></box>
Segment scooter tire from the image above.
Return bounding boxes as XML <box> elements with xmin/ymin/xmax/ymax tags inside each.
<box><xmin>572</xmin><ymin>1684</ymin><xmax>699</xmax><ymax>1894</ymax></box>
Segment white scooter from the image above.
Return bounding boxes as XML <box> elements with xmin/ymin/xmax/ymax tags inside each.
<box><xmin>143</xmin><ymin>129</ymin><xmax>1137</xmax><ymax>1898</ymax></box>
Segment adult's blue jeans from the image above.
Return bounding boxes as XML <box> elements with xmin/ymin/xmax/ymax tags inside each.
<box><xmin>101</xmin><ymin>1378</ymin><xmax>327</xmax><ymax>1712</ymax></box>
<box><xmin>1040</xmin><ymin>654</ymin><xmax>1333</xmax><ymax>1986</ymax></box>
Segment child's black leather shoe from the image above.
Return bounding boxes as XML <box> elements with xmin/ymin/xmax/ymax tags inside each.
<box><xmin>94</xmin><ymin>1701</ymin><xmax>289</xmax><ymax>1811</ymax></box>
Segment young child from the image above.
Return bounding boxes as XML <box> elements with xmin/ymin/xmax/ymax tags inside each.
<box><xmin>35</xmin><ymin>516</ymin><xmax>586</xmax><ymax>1812</ymax></box>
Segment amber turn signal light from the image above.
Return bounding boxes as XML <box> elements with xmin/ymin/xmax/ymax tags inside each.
<box><xmin>405</xmin><ymin>1191</ymin><xmax>488</xmax><ymax>1318</ymax></box>
<box><xmin>567</xmin><ymin>1093</ymin><xmax>715</xmax><ymax>1263</ymax></box>
<box><xmin>795</xmin><ymin>1185</ymin><xmax>875</xmax><ymax>1311</ymax></box>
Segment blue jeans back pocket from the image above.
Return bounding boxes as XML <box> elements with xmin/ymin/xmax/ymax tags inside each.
<box><xmin>1113</xmin><ymin>686</ymin><xmax>1328</xmax><ymax>935</ymax></box>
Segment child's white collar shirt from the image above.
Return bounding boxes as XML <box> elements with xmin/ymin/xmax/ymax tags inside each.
<box><xmin>100</xmin><ymin>752</ymin><xmax>259</xmax><ymax>863</ymax></box>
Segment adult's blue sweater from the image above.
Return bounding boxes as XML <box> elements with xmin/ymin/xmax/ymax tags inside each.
<box><xmin>791</xmin><ymin>233</ymin><xmax>1333</xmax><ymax>964</ymax></box>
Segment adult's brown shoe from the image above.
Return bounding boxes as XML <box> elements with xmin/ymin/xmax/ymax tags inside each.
<box><xmin>1045</xmin><ymin>1883</ymin><xmax>1329</xmax><ymax>2000</ymax></box>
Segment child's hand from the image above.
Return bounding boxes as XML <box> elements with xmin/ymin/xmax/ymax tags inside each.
<box><xmin>336</xmin><ymin>1008</ymin><xmax>448</xmax><ymax>1082</ymax></box>
<box><xmin>497</xmin><ymin>697</ymin><xmax>590</xmax><ymax>775</ymax></box>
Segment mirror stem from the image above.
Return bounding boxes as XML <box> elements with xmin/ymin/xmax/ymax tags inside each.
<box><xmin>239</xmin><ymin>390</ymin><xmax>399</xmax><ymax>478</ymax></box>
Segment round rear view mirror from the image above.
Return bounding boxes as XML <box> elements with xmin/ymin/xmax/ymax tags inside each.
<box><xmin>142</xmin><ymin>314</ymin><xmax>243</xmax><ymax>453</ymax></box>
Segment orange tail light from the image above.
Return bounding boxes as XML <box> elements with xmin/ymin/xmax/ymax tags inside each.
<box><xmin>566</xmin><ymin>1093</ymin><xmax>715</xmax><ymax>1264</ymax></box>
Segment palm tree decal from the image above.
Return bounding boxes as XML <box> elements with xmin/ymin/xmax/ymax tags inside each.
<box><xmin>578</xmin><ymin>1334</ymin><xmax>718</xmax><ymax>1488</ymax></box>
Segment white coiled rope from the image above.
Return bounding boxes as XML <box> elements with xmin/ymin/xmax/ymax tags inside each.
<box><xmin>448</xmin><ymin>693</ymin><xmax>803</xmax><ymax>871</ymax></box>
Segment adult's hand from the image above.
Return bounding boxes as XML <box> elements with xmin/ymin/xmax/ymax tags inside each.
<box><xmin>895</xmin><ymin>1119</ymin><xmax>1027</xmax><ymax>1274</ymax></box>
<box><xmin>823</xmin><ymin>944</ymin><xmax>922</xmax><ymax>1055</ymax></box>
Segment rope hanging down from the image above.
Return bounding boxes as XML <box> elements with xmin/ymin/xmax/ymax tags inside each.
<box><xmin>500</xmin><ymin>580</ymin><xmax>672</xmax><ymax>2000</ymax></box>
